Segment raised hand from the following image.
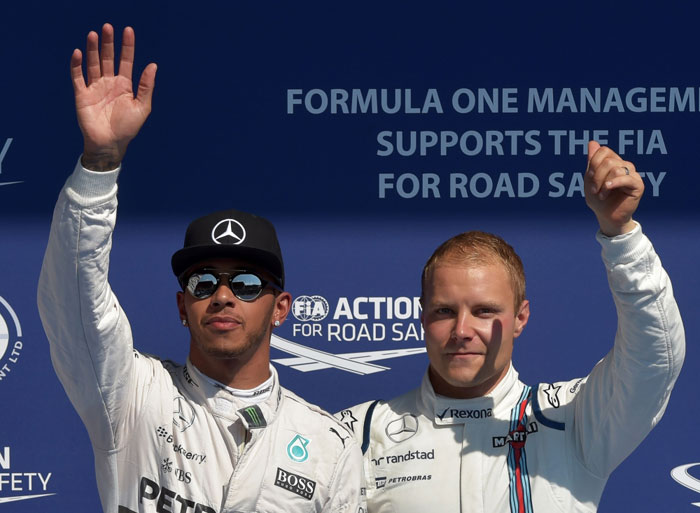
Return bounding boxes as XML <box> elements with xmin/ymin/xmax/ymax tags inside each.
<box><xmin>71</xmin><ymin>23</ymin><xmax>157</xmax><ymax>171</ymax></box>
<box><xmin>585</xmin><ymin>141</ymin><xmax>644</xmax><ymax>236</ymax></box>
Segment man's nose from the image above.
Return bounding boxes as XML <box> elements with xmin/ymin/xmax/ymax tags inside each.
<box><xmin>454</xmin><ymin>311</ymin><xmax>476</xmax><ymax>339</ymax></box>
<box><xmin>210</xmin><ymin>280</ymin><xmax>237</xmax><ymax>307</ymax></box>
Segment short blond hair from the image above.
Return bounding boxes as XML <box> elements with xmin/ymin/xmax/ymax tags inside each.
<box><xmin>421</xmin><ymin>231</ymin><xmax>526</xmax><ymax>310</ymax></box>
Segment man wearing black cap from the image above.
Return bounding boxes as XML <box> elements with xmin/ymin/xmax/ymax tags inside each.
<box><xmin>37</xmin><ymin>24</ymin><xmax>364</xmax><ymax>513</ymax></box>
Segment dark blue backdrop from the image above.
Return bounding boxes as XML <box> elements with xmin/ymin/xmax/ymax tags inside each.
<box><xmin>1</xmin><ymin>2</ymin><xmax>698</xmax><ymax>511</ymax></box>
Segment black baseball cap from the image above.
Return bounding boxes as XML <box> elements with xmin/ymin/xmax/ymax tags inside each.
<box><xmin>171</xmin><ymin>208</ymin><xmax>285</xmax><ymax>288</ymax></box>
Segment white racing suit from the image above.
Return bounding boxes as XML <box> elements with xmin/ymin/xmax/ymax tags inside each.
<box><xmin>338</xmin><ymin>225</ymin><xmax>684</xmax><ymax>512</ymax></box>
<box><xmin>38</xmin><ymin>161</ymin><xmax>364</xmax><ymax>513</ymax></box>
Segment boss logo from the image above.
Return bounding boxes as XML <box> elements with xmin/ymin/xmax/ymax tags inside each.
<box><xmin>274</xmin><ymin>468</ymin><xmax>316</xmax><ymax>500</ymax></box>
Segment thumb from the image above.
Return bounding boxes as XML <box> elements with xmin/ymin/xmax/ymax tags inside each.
<box><xmin>587</xmin><ymin>140</ymin><xmax>601</xmax><ymax>163</ymax></box>
<box><xmin>136</xmin><ymin>62</ymin><xmax>158</xmax><ymax>108</ymax></box>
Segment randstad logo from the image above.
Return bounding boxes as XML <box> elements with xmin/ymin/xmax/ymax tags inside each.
<box><xmin>287</xmin><ymin>435</ymin><xmax>311</xmax><ymax>463</ymax></box>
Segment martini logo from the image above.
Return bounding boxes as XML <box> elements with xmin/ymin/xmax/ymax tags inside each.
<box><xmin>287</xmin><ymin>435</ymin><xmax>311</xmax><ymax>463</ymax></box>
<box><xmin>0</xmin><ymin>447</ymin><xmax>55</xmax><ymax>504</ymax></box>
<box><xmin>492</xmin><ymin>422</ymin><xmax>539</xmax><ymax>448</ymax></box>
<box><xmin>0</xmin><ymin>296</ymin><xmax>23</xmax><ymax>383</ymax></box>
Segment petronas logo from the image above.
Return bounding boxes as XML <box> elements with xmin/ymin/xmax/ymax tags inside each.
<box><xmin>287</xmin><ymin>435</ymin><xmax>311</xmax><ymax>463</ymax></box>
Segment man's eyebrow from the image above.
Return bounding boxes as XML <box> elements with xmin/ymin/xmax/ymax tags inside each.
<box><xmin>473</xmin><ymin>301</ymin><xmax>503</xmax><ymax>310</ymax></box>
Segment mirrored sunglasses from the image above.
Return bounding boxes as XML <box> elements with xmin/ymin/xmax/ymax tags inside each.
<box><xmin>181</xmin><ymin>269</ymin><xmax>282</xmax><ymax>301</ymax></box>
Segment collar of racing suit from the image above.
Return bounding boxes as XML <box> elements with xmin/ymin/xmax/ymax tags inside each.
<box><xmin>419</xmin><ymin>363</ymin><xmax>526</xmax><ymax>425</ymax></box>
<box><xmin>182</xmin><ymin>359</ymin><xmax>284</xmax><ymax>430</ymax></box>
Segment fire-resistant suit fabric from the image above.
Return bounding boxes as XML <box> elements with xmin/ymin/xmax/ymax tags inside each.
<box><xmin>38</xmin><ymin>161</ymin><xmax>365</xmax><ymax>513</ymax></box>
<box><xmin>338</xmin><ymin>224</ymin><xmax>684</xmax><ymax>513</ymax></box>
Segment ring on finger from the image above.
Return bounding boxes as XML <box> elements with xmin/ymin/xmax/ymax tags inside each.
<box><xmin>623</xmin><ymin>166</ymin><xmax>630</xmax><ymax>176</ymax></box>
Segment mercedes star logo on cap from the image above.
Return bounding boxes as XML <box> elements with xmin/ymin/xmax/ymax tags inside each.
<box><xmin>211</xmin><ymin>219</ymin><xmax>246</xmax><ymax>245</ymax></box>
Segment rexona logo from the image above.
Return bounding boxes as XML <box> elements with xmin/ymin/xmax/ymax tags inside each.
<box><xmin>671</xmin><ymin>462</ymin><xmax>700</xmax><ymax>508</ymax></box>
<box><xmin>0</xmin><ymin>296</ymin><xmax>23</xmax><ymax>383</ymax></box>
<box><xmin>0</xmin><ymin>447</ymin><xmax>55</xmax><ymax>504</ymax></box>
<box><xmin>272</xmin><ymin>294</ymin><xmax>426</xmax><ymax>375</ymax></box>
<box><xmin>435</xmin><ymin>407</ymin><xmax>493</xmax><ymax>422</ymax></box>
<box><xmin>0</xmin><ymin>138</ymin><xmax>21</xmax><ymax>187</ymax></box>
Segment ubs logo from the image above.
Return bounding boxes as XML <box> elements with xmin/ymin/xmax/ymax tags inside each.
<box><xmin>211</xmin><ymin>218</ymin><xmax>246</xmax><ymax>245</ymax></box>
<box><xmin>0</xmin><ymin>296</ymin><xmax>23</xmax><ymax>383</ymax></box>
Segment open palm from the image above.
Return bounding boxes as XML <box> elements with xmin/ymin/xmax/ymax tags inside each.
<box><xmin>72</xmin><ymin>24</ymin><xmax>156</xmax><ymax>170</ymax></box>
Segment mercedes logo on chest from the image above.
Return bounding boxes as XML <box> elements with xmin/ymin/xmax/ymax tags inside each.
<box><xmin>211</xmin><ymin>219</ymin><xmax>246</xmax><ymax>245</ymax></box>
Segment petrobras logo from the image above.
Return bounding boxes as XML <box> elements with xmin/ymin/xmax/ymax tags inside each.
<box><xmin>272</xmin><ymin>293</ymin><xmax>427</xmax><ymax>375</ymax></box>
<box><xmin>0</xmin><ymin>296</ymin><xmax>23</xmax><ymax>383</ymax></box>
<box><xmin>671</xmin><ymin>462</ymin><xmax>700</xmax><ymax>508</ymax></box>
<box><xmin>0</xmin><ymin>138</ymin><xmax>21</xmax><ymax>187</ymax></box>
<box><xmin>0</xmin><ymin>447</ymin><xmax>56</xmax><ymax>504</ymax></box>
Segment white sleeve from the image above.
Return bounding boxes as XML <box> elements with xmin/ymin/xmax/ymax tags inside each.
<box><xmin>323</xmin><ymin>438</ymin><xmax>367</xmax><ymax>513</ymax></box>
<box><xmin>572</xmin><ymin>223</ymin><xmax>685</xmax><ymax>477</ymax></box>
<box><xmin>37</xmin><ymin>158</ymin><xmax>146</xmax><ymax>451</ymax></box>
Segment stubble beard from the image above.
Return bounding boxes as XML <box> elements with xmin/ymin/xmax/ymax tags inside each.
<box><xmin>207</xmin><ymin>320</ymin><xmax>269</xmax><ymax>359</ymax></box>
<box><xmin>196</xmin><ymin>308</ymin><xmax>273</xmax><ymax>360</ymax></box>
